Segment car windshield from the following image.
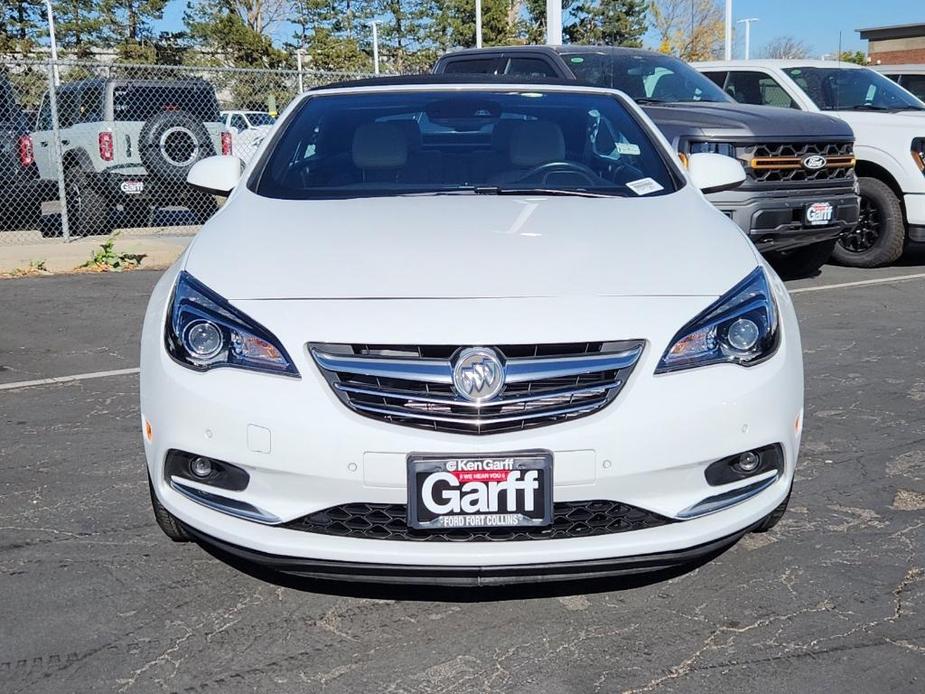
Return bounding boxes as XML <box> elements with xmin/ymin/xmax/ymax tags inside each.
<box><xmin>784</xmin><ymin>67</ymin><xmax>925</xmax><ymax>111</ymax></box>
<box><xmin>246</xmin><ymin>112</ymin><xmax>276</xmax><ymax>126</ymax></box>
<box><xmin>253</xmin><ymin>89</ymin><xmax>680</xmax><ymax>200</ymax></box>
<box><xmin>559</xmin><ymin>52</ymin><xmax>731</xmax><ymax>104</ymax></box>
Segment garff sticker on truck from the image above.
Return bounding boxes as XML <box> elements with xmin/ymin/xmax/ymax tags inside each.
<box><xmin>626</xmin><ymin>177</ymin><xmax>664</xmax><ymax>196</ymax></box>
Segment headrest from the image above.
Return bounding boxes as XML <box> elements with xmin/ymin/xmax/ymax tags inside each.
<box><xmin>508</xmin><ymin>121</ymin><xmax>565</xmax><ymax>167</ymax></box>
<box><xmin>352</xmin><ymin>123</ymin><xmax>408</xmax><ymax>169</ymax></box>
<box><xmin>389</xmin><ymin>119</ymin><xmax>423</xmax><ymax>150</ymax></box>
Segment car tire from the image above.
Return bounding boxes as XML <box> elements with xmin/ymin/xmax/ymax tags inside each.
<box><xmin>149</xmin><ymin>475</ymin><xmax>191</xmax><ymax>542</ymax></box>
<box><xmin>767</xmin><ymin>238</ymin><xmax>837</xmax><ymax>279</ymax></box>
<box><xmin>65</xmin><ymin>167</ymin><xmax>112</xmax><ymax>237</ymax></box>
<box><xmin>752</xmin><ymin>488</ymin><xmax>791</xmax><ymax>533</ymax></box>
<box><xmin>831</xmin><ymin>177</ymin><xmax>905</xmax><ymax>268</ymax></box>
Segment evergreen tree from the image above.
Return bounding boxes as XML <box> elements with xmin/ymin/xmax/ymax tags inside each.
<box><xmin>568</xmin><ymin>0</ymin><xmax>647</xmax><ymax>45</ymax></box>
<box><xmin>54</xmin><ymin>0</ymin><xmax>107</xmax><ymax>57</ymax></box>
<box><xmin>1</xmin><ymin>0</ymin><xmax>43</xmax><ymax>53</ymax></box>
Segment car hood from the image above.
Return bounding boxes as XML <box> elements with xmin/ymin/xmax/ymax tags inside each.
<box><xmin>644</xmin><ymin>102</ymin><xmax>853</xmax><ymax>144</ymax></box>
<box><xmin>185</xmin><ymin>187</ymin><xmax>758</xmax><ymax>300</ymax></box>
<box><xmin>832</xmin><ymin>109</ymin><xmax>925</xmax><ymax>131</ymax></box>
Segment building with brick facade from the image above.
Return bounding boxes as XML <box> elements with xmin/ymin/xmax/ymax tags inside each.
<box><xmin>859</xmin><ymin>22</ymin><xmax>925</xmax><ymax>65</ymax></box>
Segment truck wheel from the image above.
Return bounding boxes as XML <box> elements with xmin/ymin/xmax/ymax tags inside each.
<box><xmin>831</xmin><ymin>177</ymin><xmax>904</xmax><ymax>267</ymax></box>
<box><xmin>65</xmin><ymin>167</ymin><xmax>112</xmax><ymax>237</ymax></box>
<box><xmin>149</xmin><ymin>475</ymin><xmax>191</xmax><ymax>542</ymax></box>
<box><xmin>752</xmin><ymin>487</ymin><xmax>791</xmax><ymax>533</ymax></box>
<box><xmin>767</xmin><ymin>238</ymin><xmax>836</xmax><ymax>279</ymax></box>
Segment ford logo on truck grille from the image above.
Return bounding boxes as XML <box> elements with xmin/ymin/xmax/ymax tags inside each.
<box><xmin>453</xmin><ymin>348</ymin><xmax>505</xmax><ymax>402</ymax></box>
<box><xmin>802</xmin><ymin>155</ymin><xmax>828</xmax><ymax>170</ymax></box>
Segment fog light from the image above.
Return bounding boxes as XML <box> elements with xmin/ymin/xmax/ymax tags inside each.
<box><xmin>735</xmin><ymin>451</ymin><xmax>760</xmax><ymax>473</ymax></box>
<box><xmin>189</xmin><ymin>457</ymin><xmax>214</xmax><ymax>478</ymax></box>
<box><xmin>727</xmin><ymin>318</ymin><xmax>760</xmax><ymax>351</ymax></box>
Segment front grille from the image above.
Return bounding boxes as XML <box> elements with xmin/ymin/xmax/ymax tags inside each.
<box><xmin>282</xmin><ymin>500</ymin><xmax>674</xmax><ymax>542</ymax></box>
<box><xmin>310</xmin><ymin>341</ymin><xmax>644</xmax><ymax>435</ymax></box>
<box><xmin>738</xmin><ymin>142</ymin><xmax>855</xmax><ymax>184</ymax></box>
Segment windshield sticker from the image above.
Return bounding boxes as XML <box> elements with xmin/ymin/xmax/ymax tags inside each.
<box><xmin>569</xmin><ymin>56</ymin><xmax>584</xmax><ymax>63</ymax></box>
<box><xmin>626</xmin><ymin>178</ymin><xmax>664</xmax><ymax>196</ymax></box>
<box><xmin>615</xmin><ymin>142</ymin><xmax>641</xmax><ymax>156</ymax></box>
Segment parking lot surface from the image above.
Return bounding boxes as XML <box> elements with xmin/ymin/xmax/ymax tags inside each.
<box><xmin>1</xmin><ymin>261</ymin><xmax>924</xmax><ymax>693</ymax></box>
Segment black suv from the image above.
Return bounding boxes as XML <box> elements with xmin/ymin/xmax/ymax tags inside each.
<box><xmin>434</xmin><ymin>46</ymin><xmax>860</xmax><ymax>277</ymax></box>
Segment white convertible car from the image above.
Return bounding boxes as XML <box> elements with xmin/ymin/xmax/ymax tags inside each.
<box><xmin>140</xmin><ymin>77</ymin><xmax>803</xmax><ymax>585</ymax></box>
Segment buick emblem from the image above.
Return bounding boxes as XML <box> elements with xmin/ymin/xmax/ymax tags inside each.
<box><xmin>802</xmin><ymin>154</ymin><xmax>827</xmax><ymax>171</ymax></box>
<box><xmin>452</xmin><ymin>347</ymin><xmax>505</xmax><ymax>403</ymax></box>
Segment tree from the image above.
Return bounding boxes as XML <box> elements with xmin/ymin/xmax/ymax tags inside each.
<box><xmin>650</xmin><ymin>0</ymin><xmax>723</xmax><ymax>61</ymax></box>
<box><xmin>101</xmin><ymin>0</ymin><xmax>167</xmax><ymax>63</ymax></box>
<box><xmin>838</xmin><ymin>50</ymin><xmax>867</xmax><ymax>65</ymax></box>
<box><xmin>54</xmin><ymin>0</ymin><xmax>107</xmax><ymax>57</ymax></box>
<box><xmin>0</xmin><ymin>0</ymin><xmax>43</xmax><ymax>53</ymax></box>
<box><xmin>288</xmin><ymin>0</ymin><xmax>376</xmax><ymax>72</ymax></box>
<box><xmin>430</xmin><ymin>0</ymin><xmax>518</xmax><ymax>52</ymax></box>
<box><xmin>185</xmin><ymin>0</ymin><xmax>289</xmax><ymax>67</ymax></box>
<box><xmin>759</xmin><ymin>35</ymin><xmax>811</xmax><ymax>59</ymax></box>
<box><xmin>568</xmin><ymin>0</ymin><xmax>648</xmax><ymax>46</ymax></box>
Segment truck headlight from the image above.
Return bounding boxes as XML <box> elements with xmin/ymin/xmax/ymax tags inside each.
<box><xmin>911</xmin><ymin>137</ymin><xmax>925</xmax><ymax>173</ymax></box>
<box><xmin>689</xmin><ymin>142</ymin><xmax>737</xmax><ymax>158</ymax></box>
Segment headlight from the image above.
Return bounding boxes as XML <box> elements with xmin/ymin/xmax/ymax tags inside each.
<box><xmin>688</xmin><ymin>141</ymin><xmax>737</xmax><ymax>158</ymax></box>
<box><xmin>165</xmin><ymin>271</ymin><xmax>299</xmax><ymax>377</ymax></box>
<box><xmin>911</xmin><ymin>137</ymin><xmax>925</xmax><ymax>172</ymax></box>
<box><xmin>656</xmin><ymin>267</ymin><xmax>779</xmax><ymax>373</ymax></box>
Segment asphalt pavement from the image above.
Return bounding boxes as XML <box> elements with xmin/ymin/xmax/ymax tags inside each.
<box><xmin>0</xmin><ymin>262</ymin><xmax>923</xmax><ymax>693</ymax></box>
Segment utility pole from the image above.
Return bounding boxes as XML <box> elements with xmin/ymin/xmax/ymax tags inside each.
<box><xmin>371</xmin><ymin>21</ymin><xmax>379</xmax><ymax>75</ymax></box>
<box><xmin>546</xmin><ymin>0</ymin><xmax>562</xmax><ymax>46</ymax></box>
<box><xmin>476</xmin><ymin>0</ymin><xmax>482</xmax><ymax>48</ymax></box>
<box><xmin>737</xmin><ymin>18</ymin><xmax>759</xmax><ymax>60</ymax></box>
<box><xmin>724</xmin><ymin>0</ymin><xmax>733</xmax><ymax>60</ymax></box>
<box><xmin>296</xmin><ymin>49</ymin><xmax>305</xmax><ymax>93</ymax></box>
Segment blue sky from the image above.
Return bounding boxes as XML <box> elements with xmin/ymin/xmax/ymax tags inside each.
<box><xmin>156</xmin><ymin>0</ymin><xmax>923</xmax><ymax>57</ymax></box>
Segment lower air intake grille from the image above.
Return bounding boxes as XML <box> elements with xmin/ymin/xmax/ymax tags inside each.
<box><xmin>309</xmin><ymin>341</ymin><xmax>644</xmax><ymax>435</ymax></box>
<box><xmin>281</xmin><ymin>500</ymin><xmax>674</xmax><ymax>542</ymax></box>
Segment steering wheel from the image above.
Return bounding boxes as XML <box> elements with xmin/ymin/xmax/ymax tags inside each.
<box><xmin>515</xmin><ymin>161</ymin><xmax>602</xmax><ymax>185</ymax></box>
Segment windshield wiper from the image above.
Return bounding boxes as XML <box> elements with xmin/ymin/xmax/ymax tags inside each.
<box><xmin>634</xmin><ymin>98</ymin><xmax>669</xmax><ymax>104</ymax></box>
<box><xmin>843</xmin><ymin>104</ymin><xmax>896</xmax><ymax>111</ymax></box>
<box><xmin>476</xmin><ymin>186</ymin><xmax>614</xmax><ymax>198</ymax></box>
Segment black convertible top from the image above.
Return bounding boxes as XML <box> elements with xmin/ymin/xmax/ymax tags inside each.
<box><xmin>310</xmin><ymin>73</ymin><xmax>585</xmax><ymax>92</ymax></box>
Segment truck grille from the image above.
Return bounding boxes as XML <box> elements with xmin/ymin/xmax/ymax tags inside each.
<box><xmin>282</xmin><ymin>500</ymin><xmax>673</xmax><ymax>542</ymax></box>
<box><xmin>310</xmin><ymin>341</ymin><xmax>644</xmax><ymax>435</ymax></box>
<box><xmin>738</xmin><ymin>142</ymin><xmax>855</xmax><ymax>184</ymax></box>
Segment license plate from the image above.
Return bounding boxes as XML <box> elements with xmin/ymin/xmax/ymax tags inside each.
<box><xmin>120</xmin><ymin>180</ymin><xmax>144</xmax><ymax>194</ymax></box>
<box><xmin>407</xmin><ymin>451</ymin><xmax>553</xmax><ymax>530</ymax></box>
<box><xmin>805</xmin><ymin>201</ymin><xmax>834</xmax><ymax>226</ymax></box>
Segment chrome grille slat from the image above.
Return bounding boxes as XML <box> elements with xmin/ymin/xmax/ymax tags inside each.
<box><xmin>310</xmin><ymin>341</ymin><xmax>644</xmax><ymax>435</ymax></box>
<box><xmin>333</xmin><ymin>381</ymin><xmax>620</xmax><ymax>408</ymax></box>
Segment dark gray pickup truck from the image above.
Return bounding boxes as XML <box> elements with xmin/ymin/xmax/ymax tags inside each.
<box><xmin>434</xmin><ymin>46</ymin><xmax>860</xmax><ymax>276</ymax></box>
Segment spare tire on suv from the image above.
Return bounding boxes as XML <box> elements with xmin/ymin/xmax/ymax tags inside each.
<box><xmin>139</xmin><ymin>110</ymin><xmax>215</xmax><ymax>183</ymax></box>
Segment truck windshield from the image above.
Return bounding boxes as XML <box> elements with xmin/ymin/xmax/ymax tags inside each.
<box><xmin>784</xmin><ymin>67</ymin><xmax>925</xmax><ymax>111</ymax></box>
<box><xmin>113</xmin><ymin>84</ymin><xmax>221</xmax><ymax>122</ymax></box>
<box><xmin>253</xmin><ymin>89</ymin><xmax>680</xmax><ymax>200</ymax></box>
<box><xmin>559</xmin><ymin>52</ymin><xmax>731</xmax><ymax>104</ymax></box>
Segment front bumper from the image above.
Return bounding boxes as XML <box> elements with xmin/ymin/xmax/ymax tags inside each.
<box><xmin>707</xmin><ymin>187</ymin><xmax>859</xmax><ymax>253</ymax></box>
<box><xmin>184</xmin><ymin>521</ymin><xmax>760</xmax><ymax>585</ymax></box>
<box><xmin>140</xmin><ymin>266</ymin><xmax>803</xmax><ymax>577</ymax></box>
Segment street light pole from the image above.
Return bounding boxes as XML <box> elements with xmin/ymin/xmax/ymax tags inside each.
<box><xmin>475</xmin><ymin>0</ymin><xmax>482</xmax><ymax>48</ymax></box>
<box><xmin>546</xmin><ymin>0</ymin><xmax>562</xmax><ymax>46</ymax></box>
<box><xmin>724</xmin><ymin>0</ymin><xmax>733</xmax><ymax>60</ymax></box>
<box><xmin>370</xmin><ymin>21</ymin><xmax>379</xmax><ymax>75</ymax></box>
<box><xmin>44</xmin><ymin>0</ymin><xmax>59</xmax><ymax>86</ymax></box>
<box><xmin>737</xmin><ymin>18</ymin><xmax>759</xmax><ymax>60</ymax></box>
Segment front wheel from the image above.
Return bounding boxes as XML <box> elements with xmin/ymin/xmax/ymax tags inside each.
<box><xmin>831</xmin><ymin>177</ymin><xmax>905</xmax><ymax>268</ymax></box>
<box><xmin>767</xmin><ymin>238</ymin><xmax>837</xmax><ymax>279</ymax></box>
<box><xmin>752</xmin><ymin>488</ymin><xmax>791</xmax><ymax>533</ymax></box>
<box><xmin>149</xmin><ymin>476</ymin><xmax>191</xmax><ymax>542</ymax></box>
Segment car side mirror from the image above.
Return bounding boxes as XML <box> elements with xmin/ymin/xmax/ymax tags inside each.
<box><xmin>187</xmin><ymin>155</ymin><xmax>243</xmax><ymax>196</ymax></box>
<box><xmin>686</xmin><ymin>152</ymin><xmax>746</xmax><ymax>194</ymax></box>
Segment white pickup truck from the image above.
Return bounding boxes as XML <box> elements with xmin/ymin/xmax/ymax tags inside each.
<box><xmin>696</xmin><ymin>59</ymin><xmax>925</xmax><ymax>267</ymax></box>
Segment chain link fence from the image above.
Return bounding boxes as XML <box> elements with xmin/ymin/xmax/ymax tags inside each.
<box><xmin>0</xmin><ymin>58</ymin><xmax>378</xmax><ymax>245</ymax></box>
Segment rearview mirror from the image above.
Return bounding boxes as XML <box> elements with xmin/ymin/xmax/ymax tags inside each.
<box><xmin>686</xmin><ymin>152</ymin><xmax>746</xmax><ymax>195</ymax></box>
<box><xmin>187</xmin><ymin>155</ymin><xmax>243</xmax><ymax>196</ymax></box>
